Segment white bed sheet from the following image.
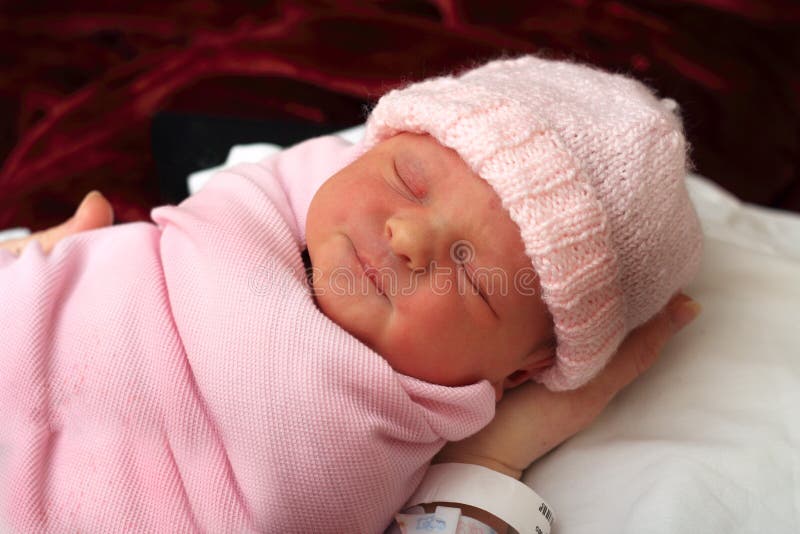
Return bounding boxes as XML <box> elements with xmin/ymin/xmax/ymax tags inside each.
<box><xmin>2</xmin><ymin>126</ymin><xmax>798</xmax><ymax>533</ymax></box>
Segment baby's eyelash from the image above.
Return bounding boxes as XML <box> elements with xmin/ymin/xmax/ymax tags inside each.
<box><xmin>400</xmin><ymin>175</ymin><xmax>426</xmax><ymax>200</ymax></box>
<box><xmin>460</xmin><ymin>263</ymin><xmax>494</xmax><ymax>313</ymax></box>
<box><xmin>391</xmin><ymin>160</ymin><xmax>426</xmax><ymax>201</ymax></box>
<box><xmin>385</xmin><ymin>173</ymin><xmax>414</xmax><ymax>202</ymax></box>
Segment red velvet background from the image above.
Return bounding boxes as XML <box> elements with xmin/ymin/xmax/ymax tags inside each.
<box><xmin>1</xmin><ymin>0</ymin><xmax>798</xmax><ymax>230</ymax></box>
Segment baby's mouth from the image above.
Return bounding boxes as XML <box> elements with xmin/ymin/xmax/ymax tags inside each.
<box><xmin>356</xmin><ymin>251</ymin><xmax>385</xmax><ymax>295</ymax></box>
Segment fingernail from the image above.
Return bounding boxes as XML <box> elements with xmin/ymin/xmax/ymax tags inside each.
<box><xmin>77</xmin><ymin>192</ymin><xmax>95</xmax><ymax>211</ymax></box>
<box><xmin>85</xmin><ymin>190</ymin><xmax>104</xmax><ymax>203</ymax></box>
<box><xmin>68</xmin><ymin>192</ymin><xmax>99</xmax><ymax>227</ymax></box>
<box><xmin>671</xmin><ymin>298</ymin><xmax>702</xmax><ymax>331</ymax></box>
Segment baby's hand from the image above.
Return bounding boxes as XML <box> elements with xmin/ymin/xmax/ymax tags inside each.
<box><xmin>434</xmin><ymin>293</ymin><xmax>702</xmax><ymax>479</ymax></box>
<box><xmin>0</xmin><ymin>191</ymin><xmax>113</xmax><ymax>255</ymax></box>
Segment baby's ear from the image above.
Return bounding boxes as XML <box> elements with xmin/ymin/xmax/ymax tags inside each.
<box><xmin>502</xmin><ymin>345</ymin><xmax>556</xmax><ymax>391</ymax></box>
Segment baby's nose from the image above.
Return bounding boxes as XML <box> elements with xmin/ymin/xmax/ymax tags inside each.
<box><xmin>385</xmin><ymin>216</ymin><xmax>436</xmax><ymax>272</ymax></box>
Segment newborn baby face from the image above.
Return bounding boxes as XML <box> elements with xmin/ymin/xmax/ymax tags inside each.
<box><xmin>306</xmin><ymin>133</ymin><xmax>555</xmax><ymax>400</ymax></box>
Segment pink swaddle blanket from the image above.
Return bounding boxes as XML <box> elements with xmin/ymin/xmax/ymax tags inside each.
<box><xmin>0</xmin><ymin>136</ymin><xmax>495</xmax><ymax>533</ymax></box>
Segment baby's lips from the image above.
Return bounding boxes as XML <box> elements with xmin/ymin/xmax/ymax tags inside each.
<box><xmin>364</xmin><ymin>265</ymin><xmax>385</xmax><ymax>295</ymax></box>
<box><xmin>356</xmin><ymin>250</ymin><xmax>386</xmax><ymax>295</ymax></box>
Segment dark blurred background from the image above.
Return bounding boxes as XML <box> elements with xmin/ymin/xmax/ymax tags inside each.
<box><xmin>1</xmin><ymin>0</ymin><xmax>798</xmax><ymax>230</ymax></box>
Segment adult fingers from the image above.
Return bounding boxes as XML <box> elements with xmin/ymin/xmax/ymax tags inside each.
<box><xmin>0</xmin><ymin>191</ymin><xmax>113</xmax><ymax>255</ymax></box>
<box><xmin>41</xmin><ymin>191</ymin><xmax>113</xmax><ymax>253</ymax></box>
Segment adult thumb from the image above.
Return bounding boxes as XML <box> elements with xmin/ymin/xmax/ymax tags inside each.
<box><xmin>39</xmin><ymin>191</ymin><xmax>113</xmax><ymax>253</ymax></box>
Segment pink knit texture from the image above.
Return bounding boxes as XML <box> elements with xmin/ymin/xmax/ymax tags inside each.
<box><xmin>0</xmin><ymin>136</ymin><xmax>496</xmax><ymax>532</ymax></box>
<box><xmin>363</xmin><ymin>56</ymin><xmax>704</xmax><ymax>390</ymax></box>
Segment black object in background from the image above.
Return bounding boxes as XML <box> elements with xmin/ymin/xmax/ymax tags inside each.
<box><xmin>151</xmin><ymin>111</ymin><xmax>355</xmax><ymax>204</ymax></box>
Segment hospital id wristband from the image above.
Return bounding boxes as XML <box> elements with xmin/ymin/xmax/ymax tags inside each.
<box><xmin>395</xmin><ymin>505</ymin><xmax>497</xmax><ymax>534</ymax></box>
<box><xmin>404</xmin><ymin>463</ymin><xmax>554</xmax><ymax>534</ymax></box>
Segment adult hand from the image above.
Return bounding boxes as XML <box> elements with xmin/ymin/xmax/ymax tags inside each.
<box><xmin>0</xmin><ymin>191</ymin><xmax>113</xmax><ymax>255</ymax></box>
<box><xmin>435</xmin><ymin>292</ymin><xmax>702</xmax><ymax>479</ymax></box>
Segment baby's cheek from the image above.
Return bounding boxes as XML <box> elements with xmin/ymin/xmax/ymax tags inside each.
<box><xmin>394</xmin><ymin>282</ymin><xmax>459</xmax><ymax>315</ymax></box>
<box><xmin>382</xmin><ymin>318</ymin><xmax>463</xmax><ymax>385</ymax></box>
<box><xmin>391</xmin><ymin>292</ymin><xmax>465</xmax><ymax>350</ymax></box>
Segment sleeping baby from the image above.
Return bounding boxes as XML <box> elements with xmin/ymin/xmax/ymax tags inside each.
<box><xmin>0</xmin><ymin>56</ymin><xmax>702</xmax><ymax>532</ymax></box>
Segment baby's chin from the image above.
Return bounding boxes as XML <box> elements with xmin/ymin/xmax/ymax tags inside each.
<box><xmin>310</xmin><ymin>290</ymin><xmax>422</xmax><ymax>378</ymax></box>
<box><xmin>312</xmin><ymin>283</ymin><xmax>381</xmax><ymax>345</ymax></box>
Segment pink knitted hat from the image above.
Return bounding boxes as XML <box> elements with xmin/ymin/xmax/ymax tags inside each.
<box><xmin>362</xmin><ymin>56</ymin><xmax>703</xmax><ymax>391</ymax></box>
